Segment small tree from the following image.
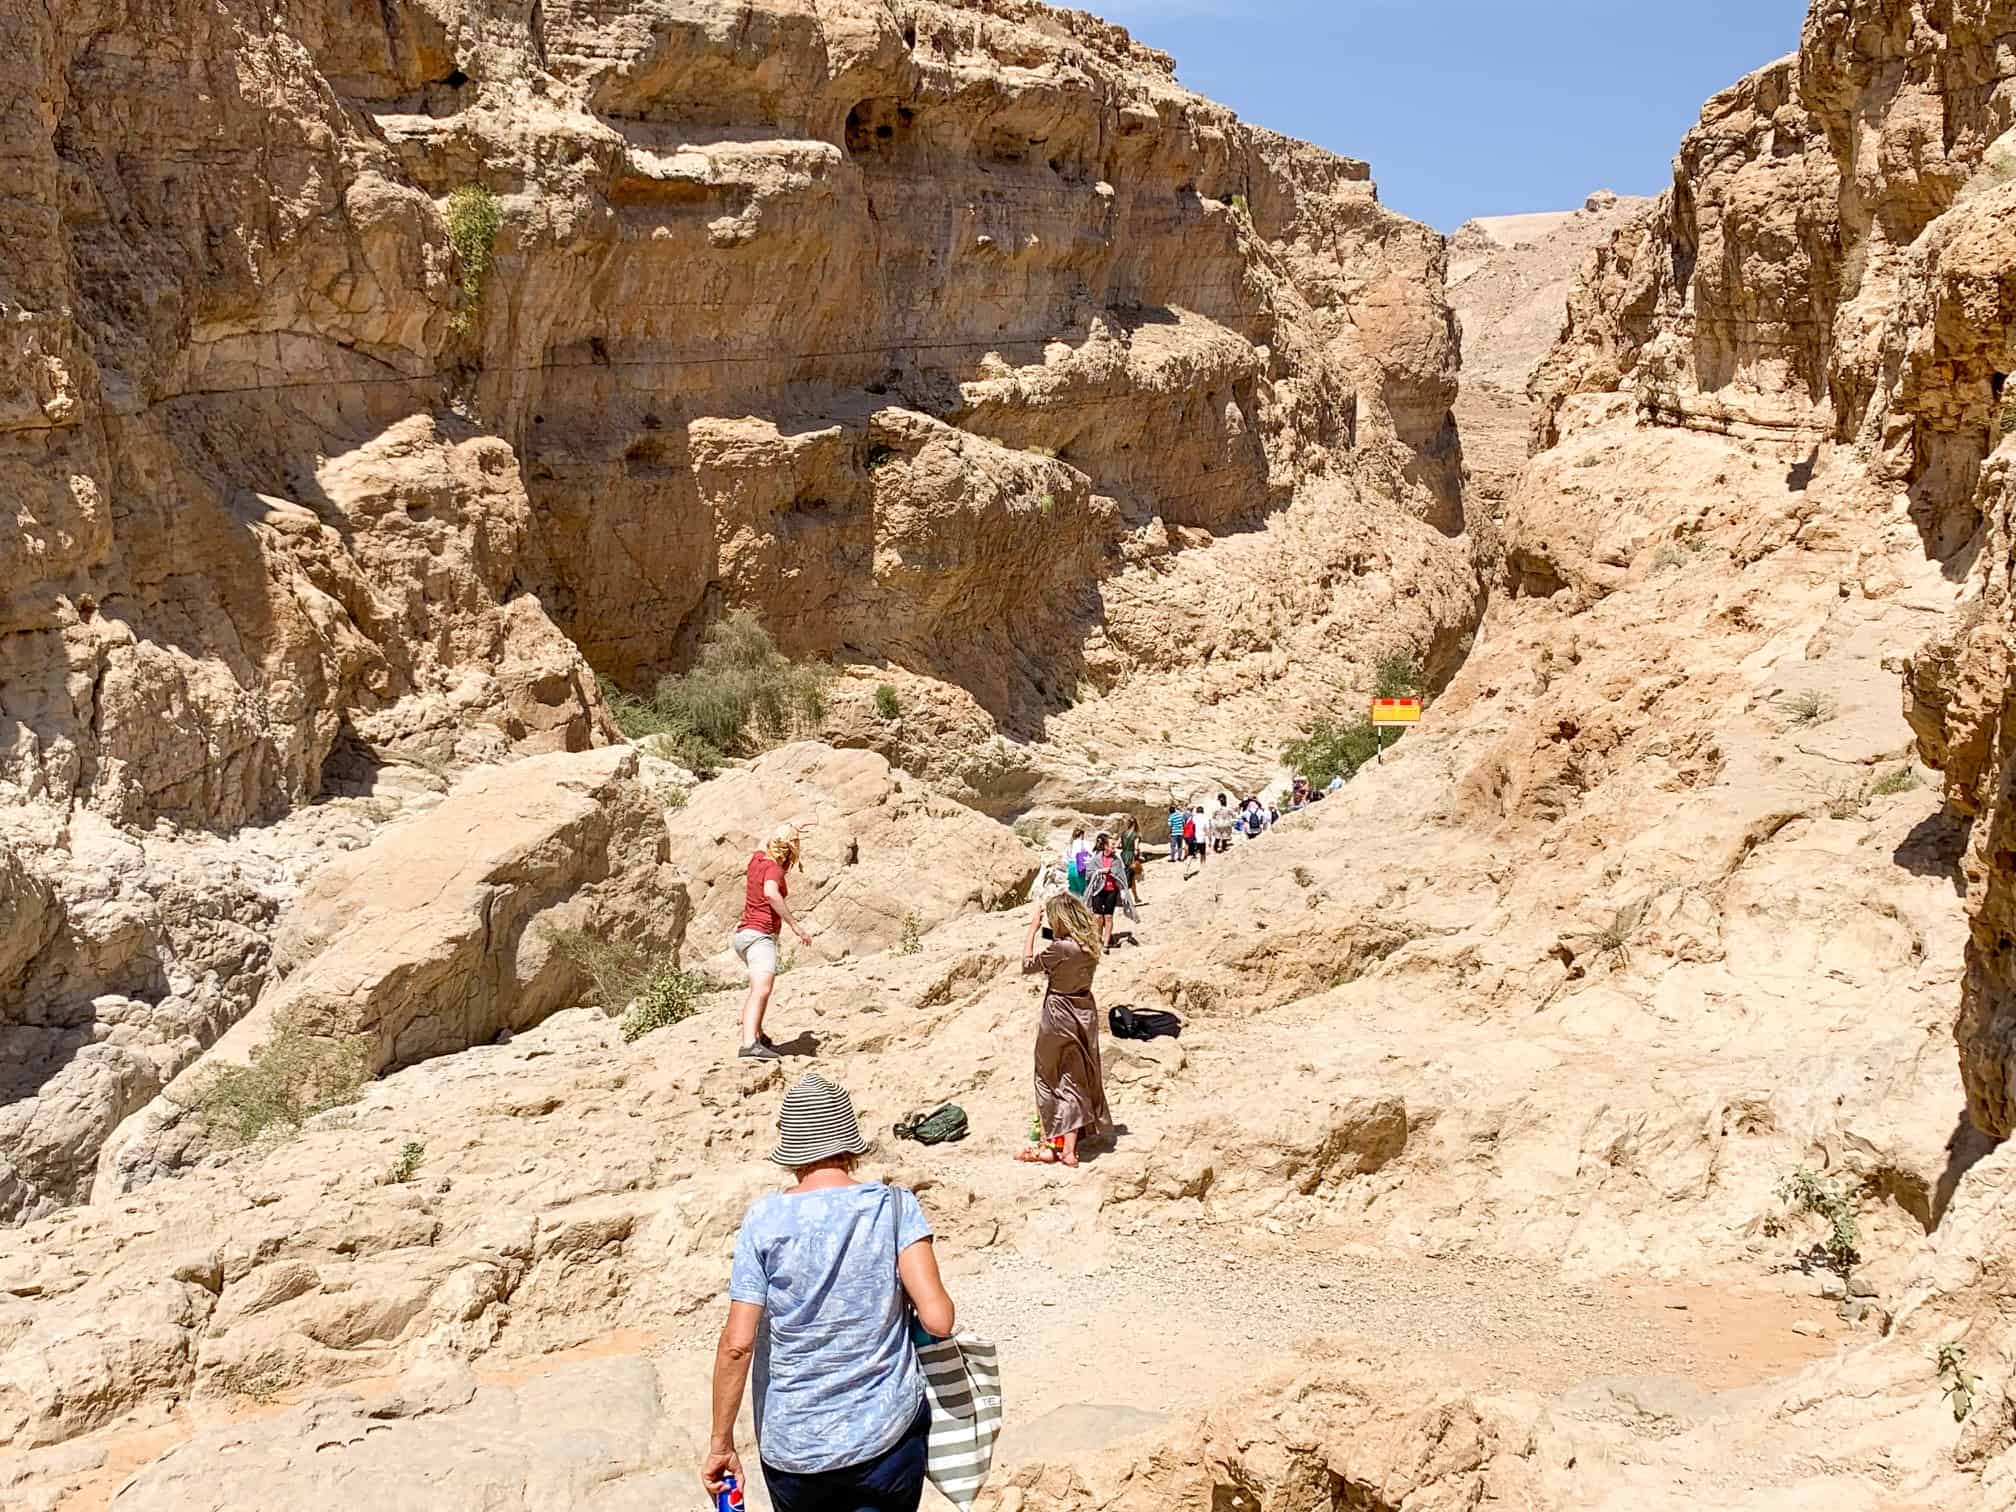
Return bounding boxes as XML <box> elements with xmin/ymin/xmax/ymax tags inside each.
<box><xmin>1373</xmin><ymin>652</ymin><xmax>1424</xmax><ymax>701</ymax></box>
<box><xmin>874</xmin><ymin>683</ymin><xmax>901</xmax><ymax>720</ymax></box>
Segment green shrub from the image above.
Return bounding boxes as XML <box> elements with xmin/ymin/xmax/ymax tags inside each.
<box><xmin>1936</xmin><ymin>1342</ymin><xmax>1978</xmax><ymax>1422</ymax></box>
<box><xmin>899</xmin><ymin>911</ymin><xmax>922</xmax><ymax>955</ymax></box>
<box><xmin>444</xmin><ymin>185</ymin><xmax>503</xmax><ymax>336</ymax></box>
<box><xmin>390</xmin><ymin>1141</ymin><xmax>425</xmax><ymax>1183</ymax></box>
<box><xmin>1230</xmin><ymin>193</ymin><xmax>1248</xmax><ymax>216</ymax></box>
<box><xmin>1012</xmin><ymin>816</ymin><xmax>1048</xmax><ymax>848</ymax></box>
<box><xmin>651</xmin><ymin>610</ymin><xmax>826</xmax><ymax>761</ymax></box>
<box><xmin>1867</xmin><ymin>765</ymin><xmax>1921</xmax><ymax>798</ymax></box>
<box><xmin>620</xmin><ymin>963</ymin><xmax>717</xmax><ymax>1041</ymax></box>
<box><xmin>874</xmin><ymin>683</ymin><xmax>901</xmax><ymax>720</ymax></box>
<box><xmin>1780</xmin><ymin>1166</ymin><xmax>1862</xmax><ymax>1276</ymax></box>
<box><xmin>1373</xmin><ymin>652</ymin><xmax>1424</xmax><ymax>701</ymax></box>
<box><xmin>1282</xmin><ymin>714</ymin><xmax>1382</xmax><ymax>789</ymax></box>
<box><xmin>194</xmin><ymin>1015</ymin><xmax>373</xmax><ymax>1145</ymax></box>
<box><xmin>662</xmin><ymin>785</ymin><xmax>690</xmax><ymax>811</ymax></box>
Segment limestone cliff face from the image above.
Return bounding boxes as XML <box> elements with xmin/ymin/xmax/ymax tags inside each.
<box><xmin>1</xmin><ymin>0</ymin><xmax>1465</xmax><ymax>832</ymax></box>
<box><xmin>1528</xmin><ymin>2</ymin><xmax>2016</xmax><ymax>1134</ymax></box>
<box><xmin>0</xmin><ymin>0</ymin><xmax>1470</xmax><ymax>1220</ymax></box>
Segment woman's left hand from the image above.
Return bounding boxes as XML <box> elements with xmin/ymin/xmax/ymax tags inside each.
<box><xmin>701</xmin><ymin>1442</ymin><xmax>743</xmax><ymax>1496</ymax></box>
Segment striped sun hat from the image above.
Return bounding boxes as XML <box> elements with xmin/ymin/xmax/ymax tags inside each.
<box><xmin>768</xmin><ymin>1073</ymin><xmax>873</xmax><ymax>1167</ymax></box>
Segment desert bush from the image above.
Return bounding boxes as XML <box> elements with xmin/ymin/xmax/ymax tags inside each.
<box><xmin>619</xmin><ymin>964</ymin><xmax>719</xmax><ymax>1041</ymax></box>
<box><xmin>1867</xmin><ymin>765</ymin><xmax>1921</xmax><ymax>798</ymax></box>
<box><xmin>545</xmin><ymin>924</ymin><xmax>653</xmax><ymax>1008</ymax></box>
<box><xmin>1821</xmin><ymin>775</ymin><xmax>1870</xmax><ymax>820</ymax></box>
<box><xmin>390</xmin><ymin>1141</ymin><xmax>425</xmax><ymax>1183</ymax></box>
<box><xmin>544</xmin><ymin>925</ymin><xmax>730</xmax><ymax>1039</ymax></box>
<box><xmin>444</xmin><ymin>185</ymin><xmax>503</xmax><ymax>336</ymax></box>
<box><xmin>653</xmin><ymin>611</ymin><xmax>825</xmax><ymax>759</ymax></box>
<box><xmin>874</xmin><ymin>683</ymin><xmax>901</xmax><ymax>720</ymax></box>
<box><xmin>1183</xmin><ymin>981</ymin><xmax>1222</xmax><ymax>1013</ymax></box>
<box><xmin>899</xmin><ymin>911</ymin><xmax>923</xmax><ymax>955</ymax></box>
<box><xmin>1239</xmin><ymin>734</ymin><xmax>1256</xmax><ymax>755</ymax></box>
<box><xmin>1777</xmin><ymin>689</ymin><xmax>1839</xmax><ymax>727</ymax></box>
<box><xmin>1652</xmin><ymin>537</ymin><xmax>1712</xmax><ymax>573</ymax></box>
<box><xmin>600</xmin><ymin>676</ymin><xmax>673</xmax><ymax>739</ymax></box>
<box><xmin>1568</xmin><ymin>900</ymin><xmax>1645</xmax><ymax>970</ymax></box>
<box><xmin>1780</xmin><ymin>1166</ymin><xmax>1861</xmax><ymax>1275</ymax></box>
<box><xmin>1282</xmin><ymin>715</ymin><xmax>1382</xmax><ymax>789</ymax></box>
<box><xmin>1012</xmin><ymin>816</ymin><xmax>1049</xmax><ymax>848</ymax></box>
<box><xmin>194</xmin><ymin>1015</ymin><xmax>373</xmax><ymax>1145</ymax></box>
<box><xmin>662</xmin><ymin>785</ymin><xmax>690</xmax><ymax>811</ymax></box>
<box><xmin>1230</xmin><ymin>193</ymin><xmax>1248</xmax><ymax>215</ymax></box>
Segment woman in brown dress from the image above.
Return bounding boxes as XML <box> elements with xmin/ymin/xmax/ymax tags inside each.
<box><xmin>1015</xmin><ymin>893</ymin><xmax>1112</xmax><ymax>1167</ymax></box>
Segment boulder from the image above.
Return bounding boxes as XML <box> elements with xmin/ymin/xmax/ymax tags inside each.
<box><xmin>94</xmin><ymin>747</ymin><xmax>683</xmax><ymax>1195</ymax></box>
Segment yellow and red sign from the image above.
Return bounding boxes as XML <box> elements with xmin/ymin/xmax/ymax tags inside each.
<box><xmin>1371</xmin><ymin>697</ymin><xmax>1422</xmax><ymax>726</ymax></box>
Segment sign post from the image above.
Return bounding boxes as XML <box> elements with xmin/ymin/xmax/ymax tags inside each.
<box><xmin>1370</xmin><ymin>697</ymin><xmax>1422</xmax><ymax>763</ymax></box>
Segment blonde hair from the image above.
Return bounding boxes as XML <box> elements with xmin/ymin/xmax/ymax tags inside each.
<box><xmin>1044</xmin><ymin>893</ymin><xmax>1103</xmax><ymax>965</ymax></box>
<box><xmin>766</xmin><ymin>823</ymin><xmax>803</xmax><ymax>869</ymax></box>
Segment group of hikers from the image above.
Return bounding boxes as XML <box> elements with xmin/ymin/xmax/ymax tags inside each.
<box><xmin>705</xmin><ymin>778</ymin><xmax>1338</xmax><ymax>1507</ymax></box>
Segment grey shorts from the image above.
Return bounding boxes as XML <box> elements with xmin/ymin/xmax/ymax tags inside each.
<box><xmin>733</xmin><ymin>928</ymin><xmax>779</xmax><ymax>977</ymax></box>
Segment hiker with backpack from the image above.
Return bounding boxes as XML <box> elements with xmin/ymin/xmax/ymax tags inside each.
<box><xmin>1083</xmin><ymin>832</ymin><xmax>1126</xmax><ymax>947</ymax></box>
<box><xmin>704</xmin><ymin>1073</ymin><xmax>957</xmax><ymax>1511</ymax></box>
<box><xmin>735</xmin><ymin>823</ymin><xmax>815</xmax><ymax>1062</ymax></box>
<box><xmin>1016</xmin><ymin>894</ymin><xmax>1112</xmax><ymax>1168</ymax></box>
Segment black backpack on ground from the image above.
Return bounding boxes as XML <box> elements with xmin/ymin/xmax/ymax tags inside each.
<box><xmin>1108</xmin><ymin>1005</ymin><xmax>1182</xmax><ymax>1041</ymax></box>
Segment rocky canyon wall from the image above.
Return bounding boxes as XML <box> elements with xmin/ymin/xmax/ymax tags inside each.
<box><xmin>1527</xmin><ymin>0</ymin><xmax>2016</xmax><ymax>1176</ymax></box>
<box><xmin>0</xmin><ymin>0</ymin><xmax>1473</xmax><ymax>1221</ymax></box>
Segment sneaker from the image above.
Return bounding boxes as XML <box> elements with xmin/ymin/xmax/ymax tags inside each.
<box><xmin>759</xmin><ymin>1033</ymin><xmax>778</xmax><ymax>1050</ymax></box>
<box><xmin>738</xmin><ymin>1042</ymin><xmax>782</xmax><ymax>1061</ymax></box>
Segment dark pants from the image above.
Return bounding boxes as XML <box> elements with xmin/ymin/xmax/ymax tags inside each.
<box><xmin>763</xmin><ymin>1403</ymin><xmax>930</xmax><ymax>1512</ymax></box>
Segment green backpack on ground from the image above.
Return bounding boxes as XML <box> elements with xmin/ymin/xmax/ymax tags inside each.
<box><xmin>895</xmin><ymin>1104</ymin><xmax>970</xmax><ymax>1145</ymax></box>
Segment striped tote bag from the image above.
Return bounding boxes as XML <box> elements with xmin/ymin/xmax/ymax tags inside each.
<box><xmin>916</xmin><ymin>1331</ymin><xmax>1003</xmax><ymax>1507</ymax></box>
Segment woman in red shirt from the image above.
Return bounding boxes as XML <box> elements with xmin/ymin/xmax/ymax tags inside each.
<box><xmin>735</xmin><ymin>824</ymin><xmax>815</xmax><ymax>1061</ymax></box>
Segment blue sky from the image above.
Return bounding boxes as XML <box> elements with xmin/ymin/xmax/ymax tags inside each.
<box><xmin>1090</xmin><ymin>0</ymin><xmax>1812</xmax><ymax>231</ymax></box>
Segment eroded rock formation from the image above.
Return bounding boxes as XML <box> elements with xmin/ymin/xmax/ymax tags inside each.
<box><xmin>0</xmin><ymin>0</ymin><xmax>1475</xmax><ymax>1220</ymax></box>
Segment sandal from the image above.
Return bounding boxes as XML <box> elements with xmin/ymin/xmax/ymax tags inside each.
<box><xmin>1014</xmin><ymin>1145</ymin><xmax>1059</xmax><ymax>1164</ymax></box>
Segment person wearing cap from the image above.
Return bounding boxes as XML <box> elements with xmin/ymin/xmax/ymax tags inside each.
<box><xmin>703</xmin><ymin>1073</ymin><xmax>956</xmax><ymax>1512</ymax></box>
<box><xmin>736</xmin><ymin>823</ymin><xmax>815</xmax><ymax>1061</ymax></box>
